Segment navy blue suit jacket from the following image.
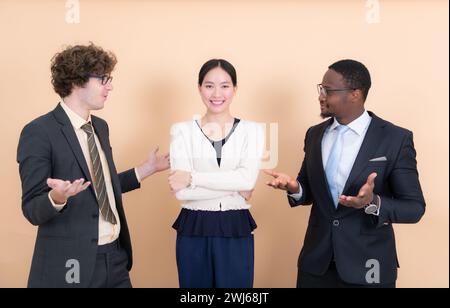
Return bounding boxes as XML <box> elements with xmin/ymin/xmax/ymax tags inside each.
<box><xmin>288</xmin><ymin>111</ymin><xmax>425</xmax><ymax>285</ymax></box>
<box><xmin>17</xmin><ymin>104</ymin><xmax>140</xmax><ymax>287</ymax></box>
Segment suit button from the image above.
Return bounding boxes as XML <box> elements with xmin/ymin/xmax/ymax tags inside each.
<box><xmin>92</xmin><ymin>213</ymin><xmax>99</xmax><ymax>219</ymax></box>
<box><xmin>333</xmin><ymin>220</ymin><xmax>340</xmax><ymax>227</ymax></box>
<box><xmin>91</xmin><ymin>238</ymin><xmax>98</xmax><ymax>243</ymax></box>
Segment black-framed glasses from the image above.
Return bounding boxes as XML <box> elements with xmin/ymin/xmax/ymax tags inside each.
<box><xmin>89</xmin><ymin>74</ymin><xmax>113</xmax><ymax>85</ymax></box>
<box><xmin>317</xmin><ymin>84</ymin><xmax>355</xmax><ymax>97</ymax></box>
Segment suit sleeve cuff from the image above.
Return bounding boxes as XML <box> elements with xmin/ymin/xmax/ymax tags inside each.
<box><xmin>287</xmin><ymin>181</ymin><xmax>303</xmax><ymax>201</ymax></box>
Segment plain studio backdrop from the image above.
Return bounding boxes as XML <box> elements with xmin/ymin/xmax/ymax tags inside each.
<box><xmin>0</xmin><ymin>0</ymin><xmax>448</xmax><ymax>287</ymax></box>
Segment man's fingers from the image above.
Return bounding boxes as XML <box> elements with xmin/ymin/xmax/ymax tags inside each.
<box><xmin>47</xmin><ymin>178</ymin><xmax>57</xmax><ymax>189</ymax></box>
<box><xmin>72</xmin><ymin>179</ymin><xmax>90</xmax><ymax>195</ymax></box>
<box><xmin>266</xmin><ymin>178</ymin><xmax>288</xmax><ymax>190</ymax></box>
<box><xmin>80</xmin><ymin>181</ymin><xmax>91</xmax><ymax>191</ymax></box>
<box><xmin>48</xmin><ymin>178</ymin><xmax>89</xmax><ymax>199</ymax></box>
<box><xmin>65</xmin><ymin>179</ymin><xmax>81</xmax><ymax>195</ymax></box>
<box><xmin>47</xmin><ymin>178</ymin><xmax>66</xmax><ymax>189</ymax></box>
<box><xmin>74</xmin><ymin>179</ymin><xmax>86</xmax><ymax>192</ymax></box>
<box><xmin>339</xmin><ymin>195</ymin><xmax>356</xmax><ymax>207</ymax></box>
<box><xmin>263</xmin><ymin>169</ymin><xmax>275</xmax><ymax>177</ymax></box>
<box><xmin>48</xmin><ymin>179</ymin><xmax>70</xmax><ymax>196</ymax></box>
<box><xmin>266</xmin><ymin>180</ymin><xmax>276</xmax><ymax>187</ymax></box>
<box><xmin>67</xmin><ymin>179</ymin><xmax>85</xmax><ymax>194</ymax></box>
<box><xmin>367</xmin><ymin>172</ymin><xmax>377</xmax><ymax>187</ymax></box>
<box><xmin>340</xmin><ymin>194</ymin><xmax>367</xmax><ymax>208</ymax></box>
<box><xmin>358</xmin><ymin>185</ymin><xmax>372</xmax><ymax>199</ymax></box>
<box><xmin>64</xmin><ymin>180</ymin><xmax>71</xmax><ymax>188</ymax></box>
<box><xmin>277</xmin><ymin>181</ymin><xmax>286</xmax><ymax>189</ymax></box>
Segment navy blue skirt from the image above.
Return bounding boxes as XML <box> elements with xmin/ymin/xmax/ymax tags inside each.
<box><xmin>172</xmin><ymin>208</ymin><xmax>257</xmax><ymax>237</ymax></box>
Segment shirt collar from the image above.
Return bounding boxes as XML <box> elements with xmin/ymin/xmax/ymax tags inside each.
<box><xmin>330</xmin><ymin>110</ymin><xmax>371</xmax><ymax>136</ymax></box>
<box><xmin>60</xmin><ymin>101</ymin><xmax>92</xmax><ymax>130</ymax></box>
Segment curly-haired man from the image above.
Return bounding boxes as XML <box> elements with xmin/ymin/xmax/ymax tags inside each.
<box><xmin>17</xmin><ymin>43</ymin><xmax>170</xmax><ymax>288</ymax></box>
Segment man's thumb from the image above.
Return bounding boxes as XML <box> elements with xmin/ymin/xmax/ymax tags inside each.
<box><xmin>367</xmin><ymin>172</ymin><xmax>377</xmax><ymax>186</ymax></box>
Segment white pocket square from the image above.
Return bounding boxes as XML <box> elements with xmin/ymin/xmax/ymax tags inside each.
<box><xmin>369</xmin><ymin>156</ymin><xmax>387</xmax><ymax>162</ymax></box>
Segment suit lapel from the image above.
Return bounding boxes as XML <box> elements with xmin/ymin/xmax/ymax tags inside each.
<box><xmin>53</xmin><ymin>105</ymin><xmax>94</xmax><ymax>193</ymax></box>
<box><xmin>341</xmin><ymin>112</ymin><xmax>385</xmax><ymax>194</ymax></box>
<box><xmin>337</xmin><ymin>112</ymin><xmax>386</xmax><ymax>216</ymax></box>
<box><xmin>91</xmin><ymin>117</ymin><xmax>112</xmax><ymax>166</ymax></box>
<box><xmin>312</xmin><ymin>119</ymin><xmax>336</xmax><ymax>216</ymax></box>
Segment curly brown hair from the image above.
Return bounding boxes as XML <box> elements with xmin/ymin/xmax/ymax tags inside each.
<box><xmin>50</xmin><ymin>43</ymin><xmax>117</xmax><ymax>98</ymax></box>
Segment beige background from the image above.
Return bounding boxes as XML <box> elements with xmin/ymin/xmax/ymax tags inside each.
<box><xmin>0</xmin><ymin>0</ymin><xmax>448</xmax><ymax>288</ymax></box>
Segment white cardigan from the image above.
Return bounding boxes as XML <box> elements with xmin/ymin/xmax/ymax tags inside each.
<box><xmin>170</xmin><ymin>119</ymin><xmax>265</xmax><ymax>211</ymax></box>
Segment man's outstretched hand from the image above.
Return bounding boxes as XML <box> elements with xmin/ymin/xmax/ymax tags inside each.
<box><xmin>264</xmin><ymin>169</ymin><xmax>299</xmax><ymax>194</ymax></box>
<box><xmin>339</xmin><ymin>173</ymin><xmax>377</xmax><ymax>209</ymax></box>
<box><xmin>47</xmin><ymin>178</ymin><xmax>91</xmax><ymax>204</ymax></box>
<box><xmin>136</xmin><ymin>146</ymin><xmax>170</xmax><ymax>181</ymax></box>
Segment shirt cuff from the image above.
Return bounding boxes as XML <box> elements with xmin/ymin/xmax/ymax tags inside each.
<box><xmin>288</xmin><ymin>181</ymin><xmax>303</xmax><ymax>201</ymax></box>
<box><xmin>134</xmin><ymin>168</ymin><xmax>142</xmax><ymax>183</ymax></box>
<box><xmin>48</xmin><ymin>192</ymin><xmax>66</xmax><ymax>212</ymax></box>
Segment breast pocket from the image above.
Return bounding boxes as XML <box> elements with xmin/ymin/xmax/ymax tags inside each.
<box><xmin>367</xmin><ymin>160</ymin><xmax>388</xmax><ymax>167</ymax></box>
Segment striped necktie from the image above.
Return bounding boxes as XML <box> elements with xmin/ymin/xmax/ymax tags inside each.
<box><xmin>81</xmin><ymin>122</ymin><xmax>116</xmax><ymax>224</ymax></box>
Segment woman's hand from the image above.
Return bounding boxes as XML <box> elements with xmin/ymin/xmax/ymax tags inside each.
<box><xmin>239</xmin><ymin>190</ymin><xmax>254</xmax><ymax>201</ymax></box>
<box><xmin>168</xmin><ymin>170</ymin><xmax>192</xmax><ymax>192</ymax></box>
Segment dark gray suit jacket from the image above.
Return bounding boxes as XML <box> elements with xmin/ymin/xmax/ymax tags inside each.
<box><xmin>17</xmin><ymin>104</ymin><xmax>140</xmax><ymax>287</ymax></box>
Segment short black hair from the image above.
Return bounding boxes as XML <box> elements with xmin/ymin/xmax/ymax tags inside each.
<box><xmin>329</xmin><ymin>59</ymin><xmax>371</xmax><ymax>101</ymax></box>
<box><xmin>198</xmin><ymin>59</ymin><xmax>237</xmax><ymax>86</ymax></box>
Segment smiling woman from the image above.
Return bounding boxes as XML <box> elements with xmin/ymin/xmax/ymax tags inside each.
<box><xmin>198</xmin><ymin>59</ymin><xmax>237</xmax><ymax>110</ymax></box>
<box><xmin>168</xmin><ymin>59</ymin><xmax>265</xmax><ymax>288</ymax></box>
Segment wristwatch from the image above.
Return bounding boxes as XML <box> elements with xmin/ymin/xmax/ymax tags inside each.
<box><xmin>364</xmin><ymin>194</ymin><xmax>380</xmax><ymax>215</ymax></box>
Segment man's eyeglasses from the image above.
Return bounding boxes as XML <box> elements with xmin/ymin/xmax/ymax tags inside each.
<box><xmin>317</xmin><ymin>84</ymin><xmax>355</xmax><ymax>97</ymax></box>
<box><xmin>89</xmin><ymin>74</ymin><xmax>113</xmax><ymax>85</ymax></box>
